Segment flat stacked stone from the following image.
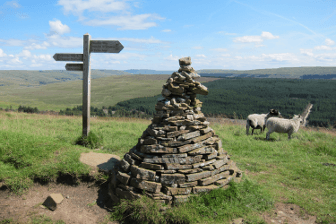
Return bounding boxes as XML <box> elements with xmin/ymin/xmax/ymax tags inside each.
<box><xmin>108</xmin><ymin>56</ymin><xmax>242</xmax><ymax>205</ymax></box>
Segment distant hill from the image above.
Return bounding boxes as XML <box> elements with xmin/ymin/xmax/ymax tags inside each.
<box><xmin>0</xmin><ymin>70</ymin><xmax>132</xmax><ymax>87</ymax></box>
<box><xmin>124</xmin><ymin>69</ymin><xmax>175</xmax><ymax>75</ymax></box>
<box><xmin>1</xmin><ymin>66</ymin><xmax>336</xmax><ymax>90</ymax></box>
<box><xmin>197</xmin><ymin>67</ymin><xmax>336</xmax><ymax>79</ymax></box>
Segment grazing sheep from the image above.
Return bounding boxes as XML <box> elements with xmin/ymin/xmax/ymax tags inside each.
<box><xmin>266</xmin><ymin>115</ymin><xmax>303</xmax><ymax>140</ymax></box>
<box><xmin>266</xmin><ymin>103</ymin><xmax>313</xmax><ymax>140</ymax></box>
<box><xmin>246</xmin><ymin>109</ymin><xmax>281</xmax><ymax>135</ymax></box>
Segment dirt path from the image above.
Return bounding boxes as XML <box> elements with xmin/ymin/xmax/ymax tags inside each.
<box><xmin>0</xmin><ymin>181</ymin><xmax>318</xmax><ymax>224</ymax></box>
<box><xmin>0</xmin><ymin>180</ymin><xmax>118</xmax><ymax>224</ymax></box>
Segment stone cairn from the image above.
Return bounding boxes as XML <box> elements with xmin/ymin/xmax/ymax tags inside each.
<box><xmin>108</xmin><ymin>57</ymin><xmax>242</xmax><ymax>205</ymax></box>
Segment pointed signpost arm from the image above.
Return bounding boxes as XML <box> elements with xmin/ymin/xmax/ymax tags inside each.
<box><xmin>83</xmin><ymin>33</ymin><xmax>91</xmax><ymax>137</ymax></box>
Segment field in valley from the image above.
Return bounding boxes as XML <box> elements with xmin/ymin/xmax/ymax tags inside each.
<box><xmin>0</xmin><ymin>73</ymin><xmax>220</xmax><ymax>112</ymax></box>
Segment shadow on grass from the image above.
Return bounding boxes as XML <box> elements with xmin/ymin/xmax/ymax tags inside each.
<box><xmin>254</xmin><ymin>137</ymin><xmax>277</xmax><ymax>142</ymax></box>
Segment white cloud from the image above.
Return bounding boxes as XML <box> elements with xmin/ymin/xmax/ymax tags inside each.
<box><xmin>49</xmin><ymin>20</ymin><xmax>71</xmax><ymax>35</ymax></box>
<box><xmin>311</xmin><ymin>39</ymin><xmax>336</xmax><ymax>51</ymax></box>
<box><xmin>314</xmin><ymin>45</ymin><xmax>333</xmax><ymax>50</ymax></box>
<box><xmin>192</xmin><ymin>46</ymin><xmax>203</xmax><ymax>50</ymax></box>
<box><xmin>9</xmin><ymin>57</ymin><xmax>22</xmax><ymax>64</ymax></box>
<box><xmin>58</xmin><ymin>0</ymin><xmax>129</xmax><ymax>16</ymax></box>
<box><xmin>314</xmin><ymin>53</ymin><xmax>336</xmax><ymax>62</ymax></box>
<box><xmin>164</xmin><ymin>54</ymin><xmax>179</xmax><ymax>61</ymax></box>
<box><xmin>0</xmin><ymin>38</ymin><xmax>26</xmax><ymax>46</ymax></box>
<box><xmin>24</xmin><ymin>41</ymin><xmax>50</xmax><ymax>50</ymax></box>
<box><xmin>16</xmin><ymin>12</ymin><xmax>29</xmax><ymax>19</ymax></box>
<box><xmin>47</xmin><ymin>35</ymin><xmax>83</xmax><ymax>48</ymax></box>
<box><xmin>255</xmin><ymin>44</ymin><xmax>266</xmax><ymax>48</ymax></box>
<box><xmin>261</xmin><ymin>53</ymin><xmax>298</xmax><ymax>61</ymax></box>
<box><xmin>0</xmin><ymin>48</ymin><xmax>7</xmax><ymax>57</ymax></box>
<box><xmin>245</xmin><ymin>53</ymin><xmax>298</xmax><ymax>62</ymax></box>
<box><xmin>119</xmin><ymin>36</ymin><xmax>168</xmax><ymax>44</ymax></box>
<box><xmin>30</xmin><ymin>63</ymin><xmax>43</xmax><ymax>68</ymax></box>
<box><xmin>104</xmin><ymin>52</ymin><xmax>146</xmax><ymax>60</ymax></box>
<box><xmin>233</xmin><ymin>31</ymin><xmax>279</xmax><ymax>43</ymax></box>
<box><xmin>17</xmin><ymin>50</ymin><xmax>32</xmax><ymax>58</ymax></box>
<box><xmin>211</xmin><ymin>48</ymin><xmax>228</xmax><ymax>52</ymax></box>
<box><xmin>234</xmin><ymin>35</ymin><xmax>263</xmax><ymax>43</ymax></box>
<box><xmin>325</xmin><ymin>38</ymin><xmax>335</xmax><ymax>46</ymax></box>
<box><xmin>58</xmin><ymin>0</ymin><xmax>164</xmax><ymax>30</ymax></box>
<box><xmin>221</xmin><ymin>54</ymin><xmax>230</xmax><ymax>57</ymax></box>
<box><xmin>85</xmin><ymin>14</ymin><xmax>163</xmax><ymax>30</ymax></box>
<box><xmin>195</xmin><ymin>54</ymin><xmax>206</xmax><ymax>58</ymax></box>
<box><xmin>217</xmin><ymin>31</ymin><xmax>237</xmax><ymax>35</ymax></box>
<box><xmin>5</xmin><ymin>1</ymin><xmax>20</xmax><ymax>8</ymax></box>
<box><xmin>33</xmin><ymin>54</ymin><xmax>53</xmax><ymax>61</ymax></box>
<box><xmin>260</xmin><ymin>31</ymin><xmax>279</xmax><ymax>40</ymax></box>
<box><xmin>162</xmin><ymin>29</ymin><xmax>171</xmax><ymax>32</ymax></box>
<box><xmin>300</xmin><ymin>49</ymin><xmax>314</xmax><ymax>57</ymax></box>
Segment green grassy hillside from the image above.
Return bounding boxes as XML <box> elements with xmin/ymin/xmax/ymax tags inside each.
<box><xmin>0</xmin><ymin>70</ymin><xmax>131</xmax><ymax>87</ymax></box>
<box><xmin>0</xmin><ymin>110</ymin><xmax>335</xmax><ymax>223</ymax></box>
<box><xmin>0</xmin><ymin>75</ymin><xmax>172</xmax><ymax>111</ymax></box>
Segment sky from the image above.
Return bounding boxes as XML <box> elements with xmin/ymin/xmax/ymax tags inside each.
<box><xmin>0</xmin><ymin>0</ymin><xmax>336</xmax><ymax>71</ymax></box>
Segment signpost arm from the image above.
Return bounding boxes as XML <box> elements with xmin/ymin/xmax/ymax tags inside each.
<box><xmin>83</xmin><ymin>33</ymin><xmax>91</xmax><ymax>137</ymax></box>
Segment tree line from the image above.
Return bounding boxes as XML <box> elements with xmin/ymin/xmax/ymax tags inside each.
<box><xmin>110</xmin><ymin>78</ymin><xmax>336</xmax><ymax>128</ymax></box>
<box><xmin>3</xmin><ymin>78</ymin><xmax>335</xmax><ymax>128</ymax></box>
<box><xmin>1</xmin><ymin>104</ymin><xmax>152</xmax><ymax>119</ymax></box>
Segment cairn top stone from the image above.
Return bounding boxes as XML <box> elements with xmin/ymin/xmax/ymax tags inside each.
<box><xmin>179</xmin><ymin>56</ymin><xmax>192</xmax><ymax>66</ymax></box>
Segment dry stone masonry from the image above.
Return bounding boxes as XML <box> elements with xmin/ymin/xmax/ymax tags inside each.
<box><xmin>108</xmin><ymin>57</ymin><xmax>242</xmax><ymax>205</ymax></box>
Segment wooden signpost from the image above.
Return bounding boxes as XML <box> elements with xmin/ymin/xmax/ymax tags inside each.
<box><xmin>53</xmin><ymin>33</ymin><xmax>124</xmax><ymax>136</ymax></box>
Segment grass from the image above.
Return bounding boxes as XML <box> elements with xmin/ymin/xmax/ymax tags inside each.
<box><xmin>111</xmin><ymin>179</ymin><xmax>272</xmax><ymax>224</ymax></box>
<box><xmin>0</xmin><ymin>74</ymin><xmax>173</xmax><ymax>111</ymax></box>
<box><xmin>0</xmin><ymin>110</ymin><xmax>336</xmax><ymax>223</ymax></box>
<box><xmin>0</xmin><ymin>74</ymin><xmax>219</xmax><ymax>112</ymax></box>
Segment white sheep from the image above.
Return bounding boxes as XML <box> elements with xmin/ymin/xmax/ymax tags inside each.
<box><xmin>266</xmin><ymin>115</ymin><xmax>303</xmax><ymax>140</ymax></box>
<box><xmin>246</xmin><ymin>109</ymin><xmax>281</xmax><ymax>135</ymax></box>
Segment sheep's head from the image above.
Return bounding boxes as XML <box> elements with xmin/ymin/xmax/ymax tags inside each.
<box><xmin>293</xmin><ymin>114</ymin><xmax>304</xmax><ymax>124</ymax></box>
<box><xmin>266</xmin><ymin>109</ymin><xmax>282</xmax><ymax>118</ymax></box>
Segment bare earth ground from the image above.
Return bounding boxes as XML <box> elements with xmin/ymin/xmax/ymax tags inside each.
<box><xmin>0</xmin><ymin>180</ymin><xmax>318</xmax><ymax>224</ymax></box>
<box><xmin>0</xmin><ymin>181</ymin><xmax>117</xmax><ymax>224</ymax></box>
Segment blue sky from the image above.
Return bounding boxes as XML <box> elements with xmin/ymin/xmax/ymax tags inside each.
<box><xmin>0</xmin><ymin>0</ymin><xmax>335</xmax><ymax>71</ymax></box>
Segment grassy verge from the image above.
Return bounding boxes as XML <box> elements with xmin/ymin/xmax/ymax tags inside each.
<box><xmin>0</xmin><ymin>110</ymin><xmax>335</xmax><ymax>223</ymax></box>
<box><xmin>111</xmin><ymin>179</ymin><xmax>273</xmax><ymax>224</ymax></box>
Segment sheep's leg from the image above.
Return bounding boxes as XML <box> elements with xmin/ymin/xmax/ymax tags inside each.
<box><xmin>266</xmin><ymin>131</ymin><xmax>272</xmax><ymax>140</ymax></box>
<box><xmin>251</xmin><ymin>128</ymin><xmax>254</xmax><ymax>135</ymax></box>
<box><xmin>288</xmin><ymin>128</ymin><xmax>294</xmax><ymax>139</ymax></box>
<box><xmin>260</xmin><ymin>126</ymin><xmax>265</xmax><ymax>134</ymax></box>
<box><xmin>246</xmin><ymin>123</ymin><xmax>250</xmax><ymax>135</ymax></box>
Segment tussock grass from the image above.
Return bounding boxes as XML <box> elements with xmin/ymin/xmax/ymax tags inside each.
<box><xmin>0</xmin><ymin>110</ymin><xmax>335</xmax><ymax>223</ymax></box>
<box><xmin>110</xmin><ymin>179</ymin><xmax>272</xmax><ymax>224</ymax></box>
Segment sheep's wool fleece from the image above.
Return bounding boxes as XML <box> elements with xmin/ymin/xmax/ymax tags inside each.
<box><xmin>266</xmin><ymin>117</ymin><xmax>301</xmax><ymax>133</ymax></box>
<box><xmin>108</xmin><ymin>57</ymin><xmax>242</xmax><ymax>205</ymax></box>
<box><xmin>247</xmin><ymin>114</ymin><xmax>268</xmax><ymax>127</ymax></box>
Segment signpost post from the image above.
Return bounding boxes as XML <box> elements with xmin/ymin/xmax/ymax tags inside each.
<box><xmin>53</xmin><ymin>33</ymin><xmax>124</xmax><ymax>136</ymax></box>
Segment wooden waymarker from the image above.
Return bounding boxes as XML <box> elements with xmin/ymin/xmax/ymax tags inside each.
<box><xmin>65</xmin><ymin>63</ymin><xmax>84</xmax><ymax>71</ymax></box>
<box><xmin>90</xmin><ymin>40</ymin><xmax>124</xmax><ymax>53</ymax></box>
<box><xmin>53</xmin><ymin>33</ymin><xmax>124</xmax><ymax>136</ymax></box>
<box><xmin>53</xmin><ymin>53</ymin><xmax>83</xmax><ymax>61</ymax></box>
